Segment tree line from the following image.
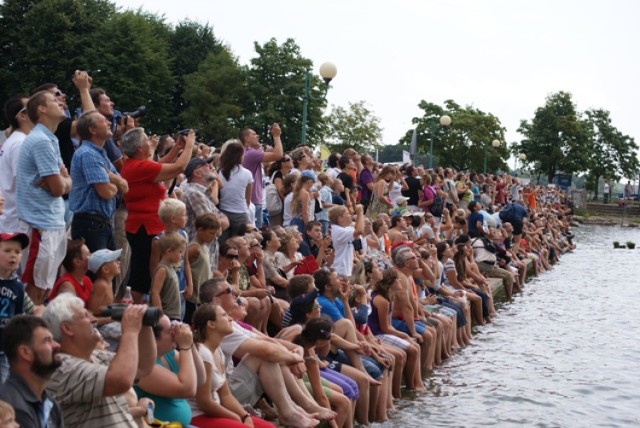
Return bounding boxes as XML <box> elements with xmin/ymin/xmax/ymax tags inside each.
<box><xmin>1</xmin><ymin>0</ymin><xmax>636</xmax><ymax>193</ymax></box>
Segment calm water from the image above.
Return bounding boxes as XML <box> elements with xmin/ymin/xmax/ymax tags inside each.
<box><xmin>383</xmin><ymin>224</ymin><xmax>640</xmax><ymax>428</ymax></box>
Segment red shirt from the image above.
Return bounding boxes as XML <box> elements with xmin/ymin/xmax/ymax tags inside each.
<box><xmin>121</xmin><ymin>158</ymin><xmax>166</xmax><ymax>234</ymax></box>
<box><xmin>50</xmin><ymin>272</ymin><xmax>93</xmax><ymax>305</ymax></box>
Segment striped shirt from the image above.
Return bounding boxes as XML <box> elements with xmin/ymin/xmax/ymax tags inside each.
<box><xmin>16</xmin><ymin>124</ymin><xmax>65</xmax><ymax>230</ymax></box>
<box><xmin>46</xmin><ymin>350</ymin><xmax>137</xmax><ymax>428</ymax></box>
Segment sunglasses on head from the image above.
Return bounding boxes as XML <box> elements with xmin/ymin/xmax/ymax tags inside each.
<box><xmin>216</xmin><ymin>286</ymin><xmax>233</xmax><ymax>298</ymax></box>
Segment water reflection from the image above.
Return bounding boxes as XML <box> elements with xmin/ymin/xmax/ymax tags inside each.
<box><xmin>381</xmin><ymin>225</ymin><xmax>640</xmax><ymax>428</ymax></box>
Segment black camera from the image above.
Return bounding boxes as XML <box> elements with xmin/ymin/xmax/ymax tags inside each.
<box><xmin>100</xmin><ymin>304</ymin><xmax>161</xmax><ymax>327</ymax></box>
<box><xmin>177</xmin><ymin>128</ymin><xmax>198</xmax><ymax>136</ymax></box>
<box><xmin>118</xmin><ymin>106</ymin><xmax>146</xmax><ymax>124</ymax></box>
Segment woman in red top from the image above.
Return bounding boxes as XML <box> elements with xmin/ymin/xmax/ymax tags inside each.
<box><xmin>120</xmin><ymin>128</ymin><xmax>195</xmax><ymax>302</ymax></box>
<box><xmin>50</xmin><ymin>238</ymin><xmax>92</xmax><ymax>305</ymax></box>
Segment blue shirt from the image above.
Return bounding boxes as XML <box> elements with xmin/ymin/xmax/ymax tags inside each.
<box><xmin>16</xmin><ymin>123</ymin><xmax>65</xmax><ymax>230</ymax></box>
<box><xmin>69</xmin><ymin>141</ymin><xmax>118</xmax><ymax>218</ymax></box>
<box><xmin>318</xmin><ymin>294</ymin><xmax>346</xmax><ymax>322</ymax></box>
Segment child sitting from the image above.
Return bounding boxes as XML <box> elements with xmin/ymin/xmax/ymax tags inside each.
<box><xmin>150</xmin><ymin>232</ymin><xmax>187</xmax><ymax>321</ymax></box>
<box><xmin>49</xmin><ymin>238</ymin><xmax>92</xmax><ymax>305</ymax></box>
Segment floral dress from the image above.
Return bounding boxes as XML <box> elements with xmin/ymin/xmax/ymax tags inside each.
<box><xmin>368</xmin><ymin>181</ymin><xmax>391</xmax><ymax>219</ymax></box>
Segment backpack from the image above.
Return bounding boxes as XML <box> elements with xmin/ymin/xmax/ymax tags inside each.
<box><xmin>426</xmin><ymin>186</ymin><xmax>445</xmax><ymax>217</ymax></box>
<box><xmin>265</xmin><ymin>172</ymin><xmax>283</xmax><ymax>215</ymax></box>
<box><xmin>499</xmin><ymin>202</ymin><xmax>515</xmax><ymax>222</ymax></box>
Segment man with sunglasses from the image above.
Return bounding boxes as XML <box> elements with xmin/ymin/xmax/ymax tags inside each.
<box><xmin>0</xmin><ymin>95</ymin><xmax>33</xmax><ymax>233</ymax></box>
<box><xmin>240</xmin><ymin>123</ymin><xmax>284</xmax><ymax>229</ymax></box>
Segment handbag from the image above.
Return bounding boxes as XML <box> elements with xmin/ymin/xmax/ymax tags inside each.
<box><xmin>265</xmin><ymin>172</ymin><xmax>283</xmax><ymax>215</ymax></box>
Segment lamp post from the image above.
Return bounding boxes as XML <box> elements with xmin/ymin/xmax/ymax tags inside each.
<box><xmin>483</xmin><ymin>139</ymin><xmax>501</xmax><ymax>173</ymax></box>
<box><xmin>428</xmin><ymin>115</ymin><xmax>451</xmax><ymax>169</ymax></box>
<box><xmin>518</xmin><ymin>153</ymin><xmax>527</xmax><ymax>174</ymax></box>
<box><xmin>301</xmin><ymin>61</ymin><xmax>337</xmax><ymax>147</ymax></box>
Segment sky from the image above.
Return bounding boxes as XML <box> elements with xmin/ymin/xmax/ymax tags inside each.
<box><xmin>113</xmin><ymin>0</ymin><xmax>640</xmax><ymax>155</ymax></box>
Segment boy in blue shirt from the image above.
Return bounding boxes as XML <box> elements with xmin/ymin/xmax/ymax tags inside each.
<box><xmin>0</xmin><ymin>233</ymin><xmax>28</xmax><ymax>383</ymax></box>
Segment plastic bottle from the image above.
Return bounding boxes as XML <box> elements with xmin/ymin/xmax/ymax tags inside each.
<box><xmin>122</xmin><ymin>286</ymin><xmax>133</xmax><ymax>305</ymax></box>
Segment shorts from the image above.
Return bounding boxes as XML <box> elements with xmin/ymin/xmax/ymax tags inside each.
<box><xmin>21</xmin><ymin>226</ymin><xmax>67</xmax><ymax>291</ymax></box>
<box><xmin>320</xmin><ymin>368</ymin><xmax>359</xmax><ymax>400</ymax></box>
<box><xmin>376</xmin><ymin>334</ymin><xmax>411</xmax><ymax>351</ymax></box>
<box><xmin>328</xmin><ymin>349</ymin><xmax>383</xmax><ymax>381</ymax></box>
<box><xmin>511</xmin><ymin>218</ymin><xmax>524</xmax><ymax>235</ymax></box>
<box><xmin>228</xmin><ymin>356</ymin><xmax>264</xmax><ymax>406</ymax></box>
<box><xmin>303</xmin><ymin>373</ymin><xmax>333</xmax><ymax>398</ymax></box>
<box><xmin>391</xmin><ymin>318</ymin><xmax>427</xmax><ymax>336</ymax></box>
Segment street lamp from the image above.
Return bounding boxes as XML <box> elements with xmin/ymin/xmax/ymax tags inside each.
<box><xmin>518</xmin><ymin>153</ymin><xmax>527</xmax><ymax>174</ymax></box>
<box><xmin>301</xmin><ymin>62</ymin><xmax>337</xmax><ymax>147</ymax></box>
<box><xmin>483</xmin><ymin>139</ymin><xmax>501</xmax><ymax>173</ymax></box>
<box><xmin>428</xmin><ymin>115</ymin><xmax>451</xmax><ymax>169</ymax></box>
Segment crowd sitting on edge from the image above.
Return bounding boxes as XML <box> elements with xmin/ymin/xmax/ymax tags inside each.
<box><xmin>0</xmin><ymin>70</ymin><xmax>576</xmax><ymax>427</ymax></box>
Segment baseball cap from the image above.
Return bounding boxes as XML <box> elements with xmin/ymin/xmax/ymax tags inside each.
<box><xmin>301</xmin><ymin>170</ymin><xmax>317</xmax><ymax>180</ymax></box>
<box><xmin>0</xmin><ymin>233</ymin><xmax>29</xmax><ymax>249</ymax></box>
<box><xmin>288</xmin><ymin>289</ymin><xmax>319</xmax><ymax>326</ymax></box>
<box><xmin>395</xmin><ymin>196</ymin><xmax>410</xmax><ymax>205</ymax></box>
<box><xmin>185</xmin><ymin>157</ymin><xmax>213</xmax><ymax>179</ymax></box>
<box><xmin>88</xmin><ymin>248</ymin><xmax>123</xmax><ymax>273</ymax></box>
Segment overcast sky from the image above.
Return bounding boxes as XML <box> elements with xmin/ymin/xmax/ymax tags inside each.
<box><xmin>113</xmin><ymin>0</ymin><xmax>640</xmax><ymax>153</ymax></box>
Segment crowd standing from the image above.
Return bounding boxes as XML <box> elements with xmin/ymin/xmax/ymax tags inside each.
<box><xmin>0</xmin><ymin>71</ymin><xmax>577</xmax><ymax>427</ymax></box>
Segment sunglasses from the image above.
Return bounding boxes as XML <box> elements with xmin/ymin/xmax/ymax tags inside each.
<box><xmin>308</xmin><ymin>301</ymin><xmax>321</xmax><ymax>313</ymax></box>
<box><xmin>53</xmin><ymin>90</ymin><xmax>63</xmax><ymax>97</ymax></box>
<box><xmin>216</xmin><ymin>286</ymin><xmax>233</xmax><ymax>298</ymax></box>
<box><xmin>283</xmin><ymin>157</ymin><xmax>292</xmax><ymax>162</ymax></box>
<box><xmin>225</xmin><ymin>254</ymin><xmax>239</xmax><ymax>259</ymax></box>
<box><xmin>250</xmin><ymin>243</ymin><xmax>261</xmax><ymax>249</ymax></box>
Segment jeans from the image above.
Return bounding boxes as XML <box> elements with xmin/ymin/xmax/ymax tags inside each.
<box><xmin>71</xmin><ymin>214</ymin><xmax>116</xmax><ymax>253</ymax></box>
<box><xmin>254</xmin><ymin>204</ymin><xmax>263</xmax><ymax>228</ymax></box>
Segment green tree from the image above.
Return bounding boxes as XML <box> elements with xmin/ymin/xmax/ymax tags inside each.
<box><xmin>0</xmin><ymin>0</ymin><xmax>116</xmax><ymax>118</ymax></box>
<box><xmin>245</xmin><ymin>38</ymin><xmax>329</xmax><ymax>151</ymax></box>
<box><xmin>169</xmin><ymin>20</ymin><xmax>225</xmax><ymax>130</ymax></box>
<box><xmin>180</xmin><ymin>49</ymin><xmax>248</xmax><ymax>144</ymax></box>
<box><xmin>93</xmin><ymin>10</ymin><xmax>175</xmax><ymax>133</ymax></box>
<box><xmin>516</xmin><ymin>91</ymin><xmax>590</xmax><ymax>183</ymax></box>
<box><xmin>400</xmin><ymin>99</ymin><xmax>508</xmax><ymax>171</ymax></box>
<box><xmin>326</xmin><ymin>101</ymin><xmax>383</xmax><ymax>153</ymax></box>
<box><xmin>583</xmin><ymin>108</ymin><xmax>639</xmax><ymax>199</ymax></box>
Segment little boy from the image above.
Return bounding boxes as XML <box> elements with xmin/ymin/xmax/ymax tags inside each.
<box><xmin>87</xmin><ymin>248</ymin><xmax>123</xmax><ymax>316</ymax></box>
<box><xmin>150</xmin><ymin>232</ymin><xmax>187</xmax><ymax>321</ymax></box>
<box><xmin>185</xmin><ymin>213</ymin><xmax>220</xmax><ymax>323</ymax></box>
<box><xmin>152</xmin><ymin>198</ymin><xmax>193</xmax><ymax>319</ymax></box>
<box><xmin>328</xmin><ymin>204</ymin><xmax>364</xmax><ymax>278</ymax></box>
<box><xmin>0</xmin><ymin>233</ymin><xmax>28</xmax><ymax>384</ymax></box>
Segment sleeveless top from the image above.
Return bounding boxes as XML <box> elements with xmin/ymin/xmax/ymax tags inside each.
<box><xmin>155</xmin><ymin>261</ymin><xmax>181</xmax><ymax>320</ymax></box>
<box><xmin>188</xmin><ymin>241</ymin><xmax>211</xmax><ymax>304</ymax></box>
<box><xmin>367</xmin><ymin>291</ymin><xmax>389</xmax><ymax>336</ymax></box>
<box><xmin>50</xmin><ymin>272</ymin><xmax>93</xmax><ymax>305</ymax></box>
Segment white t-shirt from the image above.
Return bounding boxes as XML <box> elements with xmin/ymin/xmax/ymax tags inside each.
<box><xmin>274</xmin><ymin>251</ymin><xmax>303</xmax><ymax>279</ymax></box>
<box><xmin>416</xmin><ymin>224</ymin><xmax>435</xmax><ymax>242</ymax></box>
<box><xmin>189</xmin><ymin>345</ymin><xmax>227</xmax><ymax>417</ymax></box>
<box><xmin>0</xmin><ymin>130</ymin><xmax>28</xmax><ymax>233</ymax></box>
<box><xmin>389</xmin><ymin>181</ymin><xmax>403</xmax><ymax>208</ymax></box>
<box><xmin>326</xmin><ymin>167</ymin><xmax>341</xmax><ymax>180</ymax></box>
<box><xmin>219</xmin><ymin>165</ymin><xmax>254</xmax><ymax>214</ymax></box>
<box><xmin>330</xmin><ymin>223</ymin><xmax>355</xmax><ymax>276</ymax></box>
<box><xmin>282</xmin><ymin>193</ymin><xmax>293</xmax><ymax>226</ymax></box>
<box><xmin>219</xmin><ymin>321</ymin><xmax>257</xmax><ymax>377</ymax></box>
<box><xmin>603</xmin><ymin>183</ymin><xmax>610</xmax><ymax>194</ymax></box>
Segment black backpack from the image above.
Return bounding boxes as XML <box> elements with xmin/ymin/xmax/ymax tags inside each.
<box><xmin>426</xmin><ymin>186</ymin><xmax>445</xmax><ymax>217</ymax></box>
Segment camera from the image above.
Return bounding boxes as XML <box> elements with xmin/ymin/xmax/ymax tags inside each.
<box><xmin>177</xmin><ymin>128</ymin><xmax>198</xmax><ymax>136</ymax></box>
<box><xmin>118</xmin><ymin>106</ymin><xmax>146</xmax><ymax>125</ymax></box>
<box><xmin>100</xmin><ymin>304</ymin><xmax>161</xmax><ymax>327</ymax></box>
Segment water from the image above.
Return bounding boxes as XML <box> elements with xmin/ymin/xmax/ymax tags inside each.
<box><xmin>383</xmin><ymin>225</ymin><xmax>640</xmax><ymax>428</ymax></box>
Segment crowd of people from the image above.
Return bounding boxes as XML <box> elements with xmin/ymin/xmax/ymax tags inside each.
<box><xmin>0</xmin><ymin>71</ymin><xmax>577</xmax><ymax>427</ymax></box>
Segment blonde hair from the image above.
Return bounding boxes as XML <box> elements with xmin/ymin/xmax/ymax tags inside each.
<box><xmin>159</xmin><ymin>232</ymin><xmax>187</xmax><ymax>254</ymax></box>
<box><xmin>0</xmin><ymin>400</ymin><xmax>15</xmax><ymax>420</ymax></box>
<box><xmin>291</xmin><ymin>175</ymin><xmax>314</xmax><ymax>215</ymax></box>
<box><xmin>328</xmin><ymin>205</ymin><xmax>348</xmax><ymax>224</ymax></box>
<box><xmin>158</xmin><ymin>198</ymin><xmax>186</xmax><ymax>224</ymax></box>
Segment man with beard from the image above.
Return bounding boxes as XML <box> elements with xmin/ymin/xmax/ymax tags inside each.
<box><xmin>0</xmin><ymin>315</ymin><xmax>64</xmax><ymax>427</ymax></box>
<box><xmin>181</xmin><ymin>157</ymin><xmax>228</xmax><ymax>271</ymax></box>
